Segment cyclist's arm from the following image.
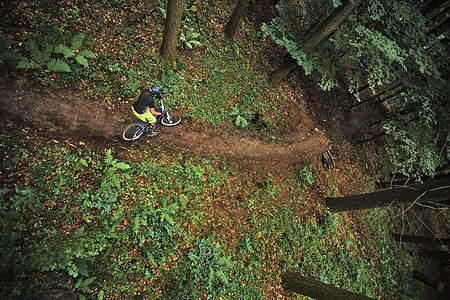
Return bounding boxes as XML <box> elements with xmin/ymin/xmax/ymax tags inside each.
<box><xmin>150</xmin><ymin>107</ymin><xmax>161</xmax><ymax>116</ymax></box>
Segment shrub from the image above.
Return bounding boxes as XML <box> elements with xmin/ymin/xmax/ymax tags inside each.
<box><xmin>293</xmin><ymin>165</ymin><xmax>315</xmax><ymax>188</ymax></box>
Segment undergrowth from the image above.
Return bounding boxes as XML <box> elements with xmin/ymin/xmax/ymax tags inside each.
<box><xmin>0</xmin><ymin>1</ymin><xmax>435</xmax><ymax>299</ymax></box>
<box><xmin>0</xmin><ymin>0</ymin><xmax>281</xmax><ymax>136</ymax></box>
<box><xmin>0</xmin><ymin>129</ymin><xmax>425</xmax><ymax>299</ymax></box>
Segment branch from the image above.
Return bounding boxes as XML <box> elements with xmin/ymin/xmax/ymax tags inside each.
<box><xmin>393</xmin><ymin>190</ymin><xmax>427</xmax><ymax>217</ymax></box>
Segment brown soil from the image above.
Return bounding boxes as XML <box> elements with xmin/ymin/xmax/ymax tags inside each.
<box><xmin>0</xmin><ymin>76</ymin><xmax>329</xmax><ymax>165</ymax></box>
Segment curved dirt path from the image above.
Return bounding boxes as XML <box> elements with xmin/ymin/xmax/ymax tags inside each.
<box><xmin>0</xmin><ymin>77</ymin><xmax>328</xmax><ymax>163</ymax></box>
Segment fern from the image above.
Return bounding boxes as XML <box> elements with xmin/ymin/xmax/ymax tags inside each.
<box><xmin>54</xmin><ymin>45</ymin><xmax>75</xmax><ymax>58</ymax></box>
<box><xmin>47</xmin><ymin>58</ymin><xmax>71</xmax><ymax>73</ymax></box>
<box><xmin>71</xmin><ymin>34</ymin><xmax>85</xmax><ymax>50</ymax></box>
<box><xmin>0</xmin><ymin>50</ymin><xmax>23</xmax><ymax>65</ymax></box>
<box><xmin>80</xmin><ymin>149</ymin><xmax>130</xmax><ymax>211</ymax></box>
<box><xmin>78</xmin><ymin>50</ymin><xmax>96</xmax><ymax>59</ymax></box>
<box><xmin>0</xmin><ymin>38</ymin><xmax>23</xmax><ymax>66</ymax></box>
<box><xmin>27</xmin><ymin>39</ymin><xmax>39</xmax><ymax>56</ymax></box>
<box><xmin>169</xmin><ymin>236</ymin><xmax>236</xmax><ymax>299</ymax></box>
<box><xmin>18</xmin><ymin>39</ymin><xmax>54</xmax><ymax>69</ymax></box>
<box><xmin>54</xmin><ymin>38</ymin><xmax>96</xmax><ymax>68</ymax></box>
<box><xmin>17</xmin><ymin>58</ymin><xmax>41</xmax><ymax>69</ymax></box>
<box><xmin>75</xmin><ymin>55</ymin><xmax>89</xmax><ymax>67</ymax></box>
<box><xmin>0</xmin><ymin>38</ymin><xmax>15</xmax><ymax>50</ymax></box>
<box><xmin>33</xmin><ymin>43</ymin><xmax>53</xmax><ymax>66</ymax></box>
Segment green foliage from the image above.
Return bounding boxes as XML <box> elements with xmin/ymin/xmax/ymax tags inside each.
<box><xmin>167</xmin><ymin>236</ymin><xmax>236</xmax><ymax>299</ymax></box>
<box><xmin>47</xmin><ymin>58</ymin><xmax>72</xmax><ymax>73</ymax></box>
<box><xmin>0</xmin><ymin>38</ymin><xmax>23</xmax><ymax>67</ymax></box>
<box><xmin>18</xmin><ymin>39</ymin><xmax>53</xmax><ymax>70</ymax></box>
<box><xmin>0</xmin><ymin>1</ymin><xmax>439</xmax><ymax>298</ymax></box>
<box><xmin>2</xmin><ymin>0</ymin><xmax>284</xmax><ymax>136</ymax></box>
<box><xmin>17</xmin><ymin>34</ymin><xmax>96</xmax><ymax>74</ymax></box>
<box><xmin>177</xmin><ymin>39</ymin><xmax>276</xmax><ymax>134</ymax></box>
<box><xmin>230</xmin><ymin>107</ymin><xmax>249</xmax><ymax>128</ymax></box>
<box><xmin>0</xmin><ymin>124</ymin><xmax>430</xmax><ymax>299</ymax></box>
<box><xmin>54</xmin><ymin>34</ymin><xmax>97</xmax><ymax>69</ymax></box>
<box><xmin>293</xmin><ymin>164</ymin><xmax>315</xmax><ymax>188</ymax></box>
<box><xmin>70</xmin><ymin>34</ymin><xmax>85</xmax><ymax>51</ymax></box>
<box><xmin>36</xmin><ymin>226</ymin><xmax>110</xmax><ymax>279</ymax></box>
<box><xmin>238</xmin><ymin>205</ymin><xmax>421</xmax><ymax>299</ymax></box>
<box><xmin>122</xmin><ymin>68</ymin><xmax>141</xmax><ymax>96</ymax></box>
<box><xmin>235</xmin><ymin>115</ymin><xmax>249</xmax><ymax>128</ymax></box>
<box><xmin>0</xmin><ymin>186</ymin><xmax>42</xmax><ymax>269</ymax></box>
<box><xmin>263</xmin><ymin>0</ymin><xmax>449</xmax><ymax>177</ymax></box>
<box><xmin>80</xmin><ymin>149</ymin><xmax>130</xmax><ymax>211</ymax></box>
<box><xmin>179</xmin><ymin>26</ymin><xmax>202</xmax><ymax>49</ymax></box>
<box><xmin>54</xmin><ymin>45</ymin><xmax>75</xmax><ymax>58</ymax></box>
<box><xmin>382</xmin><ymin>116</ymin><xmax>442</xmax><ymax>178</ymax></box>
<box><xmin>129</xmin><ymin>198</ymin><xmax>180</xmax><ymax>269</ymax></box>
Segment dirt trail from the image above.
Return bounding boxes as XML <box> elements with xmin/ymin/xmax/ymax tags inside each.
<box><xmin>0</xmin><ymin>77</ymin><xmax>328</xmax><ymax>163</ymax></box>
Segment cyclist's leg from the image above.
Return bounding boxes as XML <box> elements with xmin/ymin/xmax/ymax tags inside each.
<box><xmin>139</xmin><ymin>109</ymin><xmax>155</xmax><ymax>130</ymax></box>
<box><xmin>132</xmin><ymin>107</ymin><xmax>148</xmax><ymax>122</ymax></box>
<box><xmin>132</xmin><ymin>107</ymin><xmax>157</xmax><ymax>124</ymax></box>
<box><xmin>141</xmin><ymin>108</ymin><xmax>157</xmax><ymax>136</ymax></box>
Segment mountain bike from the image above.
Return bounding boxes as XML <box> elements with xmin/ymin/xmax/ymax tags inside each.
<box><xmin>122</xmin><ymin>98</ymin><xmax>182</xmax><ymax>141</ymax></box>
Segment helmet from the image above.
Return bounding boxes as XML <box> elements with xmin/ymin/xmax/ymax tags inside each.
<box><xmin>150</xmin><ymin>85</ymin><xmax>165</xmax><ymax>99</ymax></box>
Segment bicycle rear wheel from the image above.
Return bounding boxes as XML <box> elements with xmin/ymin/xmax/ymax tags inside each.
<box><xmin>161</xmin><ymin>113</ymin><xmax>182</xmax><ymax>126</ymax></box>
<box><xmin>123</xmin><ymin>123</ymin><xmax>145</xmax><ymax>141</ymax></box>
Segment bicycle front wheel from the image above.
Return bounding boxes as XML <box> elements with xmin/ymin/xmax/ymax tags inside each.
<box><xmin>123</xmin><ymin>123</ymin><xmax>145</xmax><ymax>141</ymax></box>
<box><xmin>160</xmin><ymin>113</ymin><xmax>182</xmax><ymax>126</ymax></box>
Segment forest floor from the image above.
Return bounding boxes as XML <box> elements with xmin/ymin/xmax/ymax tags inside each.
<box><xmin>0</xmin><ymin>72</ymin><xmax>392</xmax><ymax>245</ymax></box>
<box><xmin>2</xmin><ymin>73</ymin><xmax>449</xmax><ymax>299</ymax></box>
<box><xmin>0</xmin><ymin>71</ymin><xmax>391</xmax><ymax>218</ymax></box>
<box><xmin>0</xmin><ymin>76</ymin><xmax>327</xmax><ymax>161</ymax></box>
<box><xmin>0</xmin><ymin>72</ymin><xmax>384</xmax><ymax>169</ymax></box>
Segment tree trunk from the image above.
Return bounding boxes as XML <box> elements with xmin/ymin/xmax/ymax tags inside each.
<box><xmin>224</xmin><ymin>0</ymin><xmax>250</xmax><ymax>38</ymax></box>
<box><xmin>282</xmin><ymin>272</ymin><xmax>374</xmax><ymax>299</ymax></box>
<box><xmin>421</xmin><ymin>249</ymin><xmax>450</xmax><ymax>262</ymax></box>
<box><xmin>426</xmin><ymin>1</ymin><xmax>450</xmax><ymax>35</ymax></box>
<box><xmin>269</xmin><ymin>55</ymin><xmax>298</xmax><ymax>87</ymax></box>
<box><xmin>413</xmin><ymin>269</ymin><xmax>445</xmax><ymax>291</ymax></box>
<box><xmin>354</xmin><ymin>132</ymin><xmax>386</xmax><ymax>144</ymax></box>
<box><xmin>380</xmin><ymin>171</ymin><xmax>450</xmax><ymax>189</ymax></box>
<box><xmin>351</xmin><ymin>83</ymin><xmax>403</xmax><ymax>109</ymax></box>
<box><xmin>26</xmin><ymin>288</ymin><xmax>77</xmax><ymax>300</ymax></box>
<box><xmin>269</xmin><ymin>0</ymin><xmax>363</xmax><ymax>87</ymax></box>
<box><xmin>326</xmin><ymin>177</ymin><xmax>450</xmax><ymax>212</ymax></box>
<box><xmin>160</xmin><ymin>0</ymin><xmax>183</xmax><ymax>63</ymax></box>
<box><xmin>393</xmin><ymin>233</ymin><xmax>450</xmax><ymax>246</ymax></box>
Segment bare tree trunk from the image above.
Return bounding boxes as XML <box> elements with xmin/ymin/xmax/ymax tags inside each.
<box><xmin>269</xmin><ymin>55</ymin><xmax>297</xmax><ymax>87</ymax></box>
<box><xmin>393</xmin><ymin>233</ymin><xmax>450</xmax><ymax>246</ymax></box>
<box><xmin>421</xmin><ymin>249</ymin><xmax>450</xmax><ymax>262</ymax></box>
<box><xmin>351</xmin><ymin>83</ymin><xmax>403</xmax><ymax>109</ymax></box>
<box><xmin>224</xmin><ymin>0</ymin><xmax>250</xmax><ymax>38</ymax></box>
<box><xmin>426</xmin><ymin>1</ymin><xmax>450</xmax><ymax>35</ymax></box>
<box><xmin>282</xmin><ymin>272</ymin><xmax>374</xmax><ymax>299</ymax></box>
<box><xmin>413</xmin><ymin>269</ymin><xmax>445</xmax><ymax>291</ymax></box>
<box><xmin>160</xmin><ymin>0</ymin><xmax>183</xmax><ymax>63</ymax></box>
<box><xmin>270</xmin><ymin>0</ymin><xmax>363</xmax><ymax>87</ymax></box>
<box><xmin>354</xmin><ymin>132</ymin><xmax>386</xmax><ymax>144</ymax></box>
<box><xmin>326</xmin><ymin>177</ymin><xmax>450</xmax><ymax>212</ymax></box>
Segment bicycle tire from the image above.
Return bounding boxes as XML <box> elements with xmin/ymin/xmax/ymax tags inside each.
<box><xmin>123</xmin><ymin>123</ymin><xmax>145</xmax><ymax>141</ymax></box>
<box><xmin>160</xmin><ymin>113</ymin><xmax>182</xmax><ymax>126</ymax></box>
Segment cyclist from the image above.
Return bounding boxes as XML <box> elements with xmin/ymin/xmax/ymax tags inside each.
<box><xmin>132</xmin><ymin>85</ymin><xmax>164</xmax><ymax>137</ymax></box>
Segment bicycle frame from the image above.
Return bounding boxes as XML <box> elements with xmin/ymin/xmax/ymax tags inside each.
<box><xmin>135</xmin><ymin>122</ymin><xmax>150</xmax><ymax>136</ymax></box>
<box><xmin>123</xmin><ymin>96</ymin><xmax>181</xmax><ymax>141</ymax></box>
<box><xmin>158</xmin><ymin>99</ymin><xmax>174</xmax><ymax>123</ymax></box>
